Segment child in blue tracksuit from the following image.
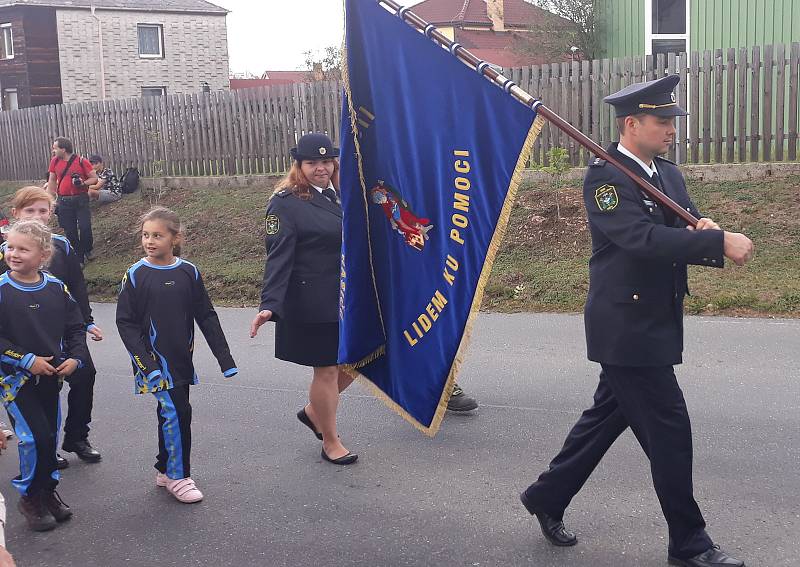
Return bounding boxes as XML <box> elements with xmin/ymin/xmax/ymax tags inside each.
<box><xmin>116</xmin><ymin>207</ymin><xmax>237</xmax><ymax>503</ymax></box>
<box><xmin>0</xmin><ymin>220</ymin><xmax>88</xmax><ymax>531</ymax></box>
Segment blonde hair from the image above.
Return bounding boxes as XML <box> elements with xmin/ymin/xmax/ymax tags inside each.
<box><xmin>138</xmin><ymin>206</ymin><xmax>183</xmax><ymax>256</ymax></box>
<box><xmin>273</xmin><ymin>158</ymin><xmax>340</xmax><ymax>200</ymax></box>
<box><xmin>8</xmin><ymin>220</ymin><xmax>53</xmax><ymax>266</ymax></box>
<box><xmin>12</xmin><ymin>186</ymin><xmax>54</xmax><ymax>211</ymax></box>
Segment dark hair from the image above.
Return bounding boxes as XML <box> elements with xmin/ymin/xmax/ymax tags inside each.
<box><xmin>616</xmin><ymin>113</ymin><xmax>648</xmax><ymax>134</ymax></box>
<box><xmin>88</xmin><ymin>154</ymin><xmax>103</xmax><ymax>164</ymax></box>
<box><xmin>138</xmin><ymin>206</ymin><xmax>183</xmax><ymax>256</ymax></box>
<box><xmin>54</xmin><ymin>137</ymin><xmax>74</xmax><ymax>154</ymax></box>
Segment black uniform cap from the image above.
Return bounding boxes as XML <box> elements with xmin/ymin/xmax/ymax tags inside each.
<box><xmin>290</xmin><ymin>133</ymin><xmax>339</xmax><ymax>161</ymax></box>
<box><xmin>603</xmin><ymin>75</ymin><xmax>688</xmax><ymax>118</ymax></box>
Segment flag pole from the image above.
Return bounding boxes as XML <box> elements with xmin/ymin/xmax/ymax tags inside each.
<box><xmin>375</xmin><ymin>0</ymin><xmax>699</xmax><ymax>227</ymax></box>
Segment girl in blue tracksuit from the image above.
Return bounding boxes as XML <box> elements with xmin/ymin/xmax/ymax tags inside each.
<box><xmin>116</xmin><ymin>207</ymin><xmax>237</xmax><ymax>504</ymax></box>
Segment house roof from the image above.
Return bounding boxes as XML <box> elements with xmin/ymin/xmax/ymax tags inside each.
<box><xmin>230</xmin><ymin>72</ymin><xmax>309</xmax><ymax>90</ymax></box>
<box><xmin>0</xmin><ymin>0</ymin><xmax>227</xmax><ymax>14</ymax></box>
<box><xmin>412</xmin><ymin>0</ymin><xmax>556</xmax><ymax>28</ymax></box>
<box><xmin>261</xmin><ymin>71</ymin><xmax>307</xmax><ymax>82</ymax></box>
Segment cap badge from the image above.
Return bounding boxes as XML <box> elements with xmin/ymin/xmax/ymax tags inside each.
<box><xmin>670</xmin><ymin>92</ymin><xmax>676</xmax><ymax>102</ymax></box>
<box><xmin>319</xmin><ymin>147</ymin><xmax>327</xmax><ymax>156</ymax></box>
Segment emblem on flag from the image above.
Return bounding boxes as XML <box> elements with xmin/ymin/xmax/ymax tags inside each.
<box><xmin>371</xmin><ymin>182</ymin><xmax>433</xmax><ymax>251</ymax></box>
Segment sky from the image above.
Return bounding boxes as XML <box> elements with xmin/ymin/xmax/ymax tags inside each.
<box><xmin>213</xmin><ymin>0</ymin><xmax>422</xmax><ymax>76</ymax></box>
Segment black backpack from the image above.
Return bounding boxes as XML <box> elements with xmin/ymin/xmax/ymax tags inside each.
<box><xmin>119</xmin><ymin>167</ymin><xmax>140</xmax><ymax>194</ymax></box>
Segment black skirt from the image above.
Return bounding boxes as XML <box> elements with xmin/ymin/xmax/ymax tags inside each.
<box><xmin>275</xmin><ymin>320</ymin><xmax>339</xmax><ymax>367</ymax></box>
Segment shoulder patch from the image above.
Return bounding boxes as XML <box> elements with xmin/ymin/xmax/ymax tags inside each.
<box><xmin>274</xmin><ymin>189</ymin><xmax>291</xmax><ymax>198</ymax></box>
<box><xmin>265</xmin><ymin>214</ymin><xmax>280</xmax><ymax>235</ymax></box>
<box><xmin>594</xmin><ymin>184</ymin><xmax>619</xmax><ymax>212</ymax></box>
<box><xmin>590</xmin><ymin>157</ymin><xmax>607</xmax><ymax>168</ymax></box>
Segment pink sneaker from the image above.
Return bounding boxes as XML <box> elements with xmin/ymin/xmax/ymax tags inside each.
<box><xmin>166</xmin><ymin>477</ymin><xmax>203</xmax><ymax>503</ymax></box>
<box><xmin>155</xmin><ymin>472</ymin><xmax>168</xmax><ymax>487</ymax></box>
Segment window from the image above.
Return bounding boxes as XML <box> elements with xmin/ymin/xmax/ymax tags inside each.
<box><xmin>137</xmin><ymin>24</ymin><xmax>163</xmax><ymax>58</ymax></box>
<box><xmin>652</xmin><ymin>0</ymin><xmax>686</xmax><ymax>34</ymax></box>
<box><xmin>2</xmin><ymin>88</ymin><xmax>18</xmax><ymax>111</ymax></box>
<box><xmin>646</xmin><ymin>0</ymin><xmax>688</xmax><ymax>56</ymax></box>
<box><xmin>1</xmin><ymin>23</ymin><xmax>13</xmax><ymax>60</ymax></box>
<box><xmin>653</xmin><ymin>39</ymin><xmax>687</xmax><ymax>57</ymax></box>
<box><xmin>142</xmin><ymin>86</ymin><xmax>166</xmax><ymax>97</ymax></box>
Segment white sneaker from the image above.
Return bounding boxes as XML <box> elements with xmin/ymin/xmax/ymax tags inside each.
<box><xmin>166</xmin><ymin>477</ymin><xmax>203</xmax><ymax>503</ymax></box>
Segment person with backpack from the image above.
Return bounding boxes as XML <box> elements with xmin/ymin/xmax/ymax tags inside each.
<box><xmin>87</xmin><ymin>155</ymin><xmax>122</xmax><ymax>205</ymax></box>
<box><xmin>46</xmin><ymin>138</ymin><xmax>98</xmax><ymax>265</ymax></box>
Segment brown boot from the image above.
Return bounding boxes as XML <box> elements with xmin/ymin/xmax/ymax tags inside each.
<box><xmin>43</xmin><ymin>490</ymin><xmax>73</xmax><ymax>522</ymax></box>
<box><xmin>17</xmin><ymin>493</ymin><xmax>57</xmax><ymax>531</ymax></box>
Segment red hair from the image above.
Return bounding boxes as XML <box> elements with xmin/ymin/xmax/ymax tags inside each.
<box><xmin>274</xmin><ymin>159</ymin><xmax>340</xmax><ymax>200</ymax></box>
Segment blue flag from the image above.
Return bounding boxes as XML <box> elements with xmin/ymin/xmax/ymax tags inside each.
<box><xmin>339</xmin><ymin>0</ymin><xmax>545</xmax><ymax>435</ymax></box>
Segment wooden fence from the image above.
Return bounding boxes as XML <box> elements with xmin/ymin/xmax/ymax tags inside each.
<box><xmin>0</xmin><ymin>42</ymin><xmax>798</xmax><ymax>180</ymax></box>
<box><xmin>0</xmin><ymin>80</ymin><xmax>344</xmax><ymax>180</ymax></box>
<box><xmin>507</xmin><ymin>42</ymin><xmax>800</xmax><ymax>167</ymax></box>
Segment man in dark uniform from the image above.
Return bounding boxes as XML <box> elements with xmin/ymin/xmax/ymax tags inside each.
<box><xmin>519</xmin><ymin>75</ymin><xmax>753</xmax><ymax>567</ymax></box>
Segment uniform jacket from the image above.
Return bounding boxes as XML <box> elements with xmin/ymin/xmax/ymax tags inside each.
<box><xmin>0</xmin><ymin>272</ymin><xmax>89</xmax><ymax>403</ymax></box>
<box><xmin>116</xmin><ymin>258</ymin><xmax>237</xmax><ymax>394</ymax></box>
<box><xmin>259</xmin><ymin>187</ymin><xmax>342</xmax><ymax>324</ymax></box>
<box><xmin>583</xmin><ymin>144</ymin><xmax>724</xmax><ymax>366</ymax></box>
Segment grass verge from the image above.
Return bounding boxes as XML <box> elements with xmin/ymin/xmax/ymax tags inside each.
<box><xmin>2</xmin><ymin>175</ymin><xmax>795</xmax><ymax>317</ymax></box>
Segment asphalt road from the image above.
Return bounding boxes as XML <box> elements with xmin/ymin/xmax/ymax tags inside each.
<box><xmin>1</xmin><ymin>305</ymin><xmax>797</xmax><ymax>567</ymax></box>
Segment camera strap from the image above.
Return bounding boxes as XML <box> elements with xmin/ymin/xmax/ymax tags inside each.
<box><xmin>56</xmin><ymin>154</ymin><xmax>79</xmax><ymax>195</ymax></box>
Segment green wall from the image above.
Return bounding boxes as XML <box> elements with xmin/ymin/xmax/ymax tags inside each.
<box><xmin>597</xmin><ymin>0</ymin><xmax>645</xmax><ymax>58</ymax></box>
<box><xmin>598</xmin><ymin>0</ymin><xmax>800</xmax><ymax>57</ymax></box>
<box><xmin>692</xmin><ymin>0</ymin><xmax>800</xmax><ymax>51</ymax></box>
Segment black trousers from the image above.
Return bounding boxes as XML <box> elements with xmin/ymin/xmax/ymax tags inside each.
<box><xmin>153</xmin><ymin>385</ymin><xmax>192</xmax><ymax>480</ymax></box>
<box><xmin>5</xmin><ymin>377</ymin><xmax>61</xmax><ymax>496</ymax></box>
<box><xmin>63</xmin><ymin>365</ymin><xmax>96</xmax><ymax>443</ymax></box>
<box><xmin>523</xmin><ymin>364</ymin><xmax>713</xmax><ymax>559</ymax></box>
<box><xmin>57</xmin><ymin>193</ymin><xmax>93</xmax><ymax>262</ymax></box>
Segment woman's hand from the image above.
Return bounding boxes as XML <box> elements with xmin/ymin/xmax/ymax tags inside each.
<box><xmin>29</xmin><ymin>356</ymin><xmax>56</xmax><ymax>376</ymax></box>
<box><xmin>249</xmin><ymin>310</ymin><xmax>273</xmax><ymax>338</ymax></box>
<box><xmin>55</xmin><ymin>358</ymin><xmax>79</xmax><ymax>378</ymax></box>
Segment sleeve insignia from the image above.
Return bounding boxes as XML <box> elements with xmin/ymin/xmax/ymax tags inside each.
<box><xmin>594</xmin><ymin>184</ymin><xmax>619</xmax><ymax>212</ymax></box>
<box><xmin>265</xmin><ymin>214</ymin><xmax>281</xmax><ymax>235</ymax></box>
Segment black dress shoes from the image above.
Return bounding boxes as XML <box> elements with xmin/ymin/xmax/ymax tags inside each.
<box><xmin>297</xmin><ymin>407</ymin><xmax>323</xmax><ymax>440</ymax></box>
<box><xmin>668</xmin><ymin>546</ymin><xmax>745</xmax><ymax>567</ymax></box>
<box><xmin>55</xmin><ymin>453</ymin><xmax>69</xmax><ymax>470</ymax></box>
<box><xmin>519</xmin><ymin>490</ymin><xmax>577</xmax><ymax>546</ymax></box>
<box><xmin>62</xmin><ymin>439</ymin><xmax>102</xmax><ymax>463</ymax></box>
<box><xmin>321</xmin><ymin>448</ymin><xmax>358</xmax><ymax>465</ymax></box>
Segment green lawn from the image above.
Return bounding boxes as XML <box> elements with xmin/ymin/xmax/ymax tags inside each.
<box><xmin>3</xmin><ymin>174</ymin><xmax>794</xmax><ymax>316</ymax></box>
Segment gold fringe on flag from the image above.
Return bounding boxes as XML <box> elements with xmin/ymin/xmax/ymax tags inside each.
<box><xmin>422</xmin><ymin>114</ymin><xmax>546</xmax><ymax>436</ymax></box>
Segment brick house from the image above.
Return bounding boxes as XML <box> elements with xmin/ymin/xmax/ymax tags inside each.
<box><xmin>412</xmin><ymin>0</ymin><xmax>571</xmax><ymax>68</ymax></box>
<box><xmin>0</xmin><ymin>0</ymin><xmax>229</xmax><ymax>110</ymax></box>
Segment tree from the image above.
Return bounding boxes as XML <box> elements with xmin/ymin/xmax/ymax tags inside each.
<box><xmin>302</xmin><ymin>46</ymin><xmax>343</xmax><ymax>82</ymax></box>
<box><xmin>519</xmin><ymin>0</ymin><xmax>601</xmax><ymax>62</ymax></box>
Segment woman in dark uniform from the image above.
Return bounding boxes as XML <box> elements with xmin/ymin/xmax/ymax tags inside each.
<box><xmin>250</xmin><ymin>133</ymin><xmax>357</xmax><ymax>465</ymax></box>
